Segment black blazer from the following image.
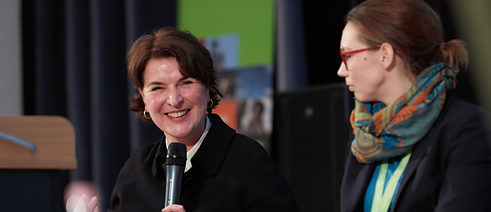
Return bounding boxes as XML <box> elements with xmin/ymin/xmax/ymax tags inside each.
<box><xmin>109</xmin><ymin>113</ymin><xmax>299</xmax><ymax>212</ymax></box>
<box><xmin>341</xmin><ymin>95</ymin><xmax>491</xmax><ymax>212</ymax></box>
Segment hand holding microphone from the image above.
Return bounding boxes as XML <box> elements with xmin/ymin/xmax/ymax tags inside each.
<box><xmin>162</xmin><ymin>204</ymin><xmax>185</xmax><ymax>212</ymax></box>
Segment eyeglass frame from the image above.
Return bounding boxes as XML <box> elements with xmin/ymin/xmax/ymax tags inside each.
<box><xmin>339</xmin><ymin>45</ymin><xmax>381</xmax><ymax>70</ymax></box>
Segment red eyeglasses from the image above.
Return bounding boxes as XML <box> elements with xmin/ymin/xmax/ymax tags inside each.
<box><xmin>339</xmin><ymin>45</ymin><xmax>381</xmax><ymax>70</ymax></box>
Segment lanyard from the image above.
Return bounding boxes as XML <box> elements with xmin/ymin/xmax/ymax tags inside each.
<box><xmin>371</xmin><ymin>153</ymin><xmax>411</xmax><ymax>212</ymax></box>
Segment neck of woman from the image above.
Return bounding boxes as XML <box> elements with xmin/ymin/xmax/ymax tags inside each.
<box><xmin>380</xmin><ymin>66</ymin><xmax>416</xmax><ymax>106</ymax></box>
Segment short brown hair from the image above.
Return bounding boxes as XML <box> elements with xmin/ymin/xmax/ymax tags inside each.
<box><xmin>347</xmin><ymin>0</ymin><xmax>468</xmax><ymax>75</ymax></box>
<box><xmin>127</xmin><ymin>27</ymin><xmax>222</xmax><ymax>118</ymax></box>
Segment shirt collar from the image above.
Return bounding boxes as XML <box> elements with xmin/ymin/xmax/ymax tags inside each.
<box><xmin>152</xmin><ymin>114</ymin><xmax>235</xmax><ymax>178</ymax></box>
<box><xmin>165</xmin><ymin>116</ymin><xmax>211</xmax><ymax>172</ymax></box>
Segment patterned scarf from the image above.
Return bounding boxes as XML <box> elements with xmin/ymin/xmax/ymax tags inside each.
<box><xmin>350</xmin><ymin>63</ymin><xmax>458</xmax><ymax>163</ymax></box>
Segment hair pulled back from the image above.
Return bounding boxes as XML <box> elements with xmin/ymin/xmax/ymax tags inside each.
<box><xmin>347</xmin><ymin>0</ymin><xmax>468</xmax><ymax>75</ymax></box>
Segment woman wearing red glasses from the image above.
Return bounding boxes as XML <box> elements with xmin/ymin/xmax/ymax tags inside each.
<box><xmin>337</xmin><ymin>0</ymin><xmax>491</xmax><ymax>211</ymax></box>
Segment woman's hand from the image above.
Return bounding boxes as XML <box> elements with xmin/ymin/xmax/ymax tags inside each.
<box><xmin>64</xmin><ymin>181</ymin><xmax>99</xmax><ymax>212</ymax></box>
<box><xmin>66</xmin><ymin>194</ymin><xmax>99</xmax><ymax>212</ymax></box>
<box><xmin>162</xmin><ymin>204</ymin><xmax>185</xmax><ymax>212</ymax></box>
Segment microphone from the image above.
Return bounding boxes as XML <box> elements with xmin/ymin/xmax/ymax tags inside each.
<box><xmin>164</xmin><ymin>142</ymin><xmax>187</xmax><ymax>207</ymax></box>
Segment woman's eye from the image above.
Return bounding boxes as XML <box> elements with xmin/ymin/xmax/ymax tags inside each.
<box><xmin>151</xmin><ymin>86</ymin><xmax>162</xmax><ymax>91</ymax></box>
<box><xmin>182</xmin><ymin>80</ymin><xmax>194</xmax><ymax>85</ymax></box>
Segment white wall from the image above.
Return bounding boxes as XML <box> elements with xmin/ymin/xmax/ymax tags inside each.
<box><xmin>0</xmin><ymin>0</ymin><xmax>22</xmax><ymax>115</ymax></box>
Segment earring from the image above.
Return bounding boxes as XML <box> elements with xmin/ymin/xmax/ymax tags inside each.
<box><xmin>207</xmin><ymin>99</ymin><xmax>214</xmax><ymax>109</ymax></box>
<box><xmin>143</xmin><ymin>111</ymin><xmax>150</xmax><ymax>119</ymax></box>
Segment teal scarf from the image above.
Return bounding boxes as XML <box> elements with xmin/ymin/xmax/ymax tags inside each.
<box><xmin>350</xmin><ymin>63</ymin><xmax>458</xmax><ymax>163</ymax></box>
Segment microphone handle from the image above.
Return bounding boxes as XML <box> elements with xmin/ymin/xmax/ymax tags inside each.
<box><xmin>164</xmin><ymin>164</ymin><xmax>184</xmax><ymax>207</ymax></box>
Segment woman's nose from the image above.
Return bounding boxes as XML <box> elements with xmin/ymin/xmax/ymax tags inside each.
<box><xmin>167</xmin><ymin>88</ymin><xmax>183</xmax><ymax>106</ymax></box>
<box><xmin>337</xmin><ymin>63</ymin><xmax>348</xmax><ymax>78</ymax></box>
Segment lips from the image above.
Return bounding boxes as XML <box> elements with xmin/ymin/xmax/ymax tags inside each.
<box><xmin>165</xmin><ymin>109</ymin><xmax>190</xmax><ymax>118</ymax></box>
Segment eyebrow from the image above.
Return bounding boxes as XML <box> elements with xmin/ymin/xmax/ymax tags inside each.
<box><xmin>146</xmin><ymin>81</ymin><xmax>163</xmax><ymax>87</ymax></box>
<box><xmin>144</xmin><ymin>76</ymin><xmax>191</xmax><ymax>87</ymax></box>
<box><xmin>340</xmin><ymin>47</ymin><xmax>352</xmax><ymax>52</ymax></box>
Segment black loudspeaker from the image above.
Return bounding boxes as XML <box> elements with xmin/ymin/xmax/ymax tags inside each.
<box><xmin>273</xmin><ymin>83</ymin><xmax>352</xmax><ymax>212</ymax></box>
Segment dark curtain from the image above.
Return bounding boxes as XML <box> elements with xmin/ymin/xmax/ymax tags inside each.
<box><xmin>300</xmin><ymin>1</ymin><xmax>351</xmax><ymax>86</ymax></box>
<box><xmin>274</xmin><ymin>0</ymin><xmax>308</xmax><ymax>93</ymax></box>
<box><xmin>22</xmin><ymin>0</ymin><xmax>176</xmax><ymax>210</ymax></box>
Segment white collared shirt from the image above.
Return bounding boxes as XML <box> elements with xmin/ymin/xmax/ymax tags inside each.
<box><xmin>166</xmin><ymin>116</ymin><xmax>212</xmax><ymax>172</ymax></box>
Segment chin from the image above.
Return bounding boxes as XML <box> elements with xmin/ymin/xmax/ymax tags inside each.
<box><xmin>165</xmin><ymin>128</ymin><xmax>192</xmax><ymax>139</ymax></box>
<box><xmin>354</xmin><ymin>93</ymin><xmax>374</xmax><ymax>103</ymax></box>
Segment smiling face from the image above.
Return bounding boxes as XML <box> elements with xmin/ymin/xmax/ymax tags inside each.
<box><xmin>337</xmin><ymin>22</ymin><xmax>386</xmax><ymax>103</ymax></box>
<box><xmin>140</xmin><ymin>57</ymin><xmax>210</xmax><ymax>144</ymax></box>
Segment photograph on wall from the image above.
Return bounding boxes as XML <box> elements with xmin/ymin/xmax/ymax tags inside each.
<box><xmin>236</xmin><ymin>65</ymin><xmax>273</xmax><ymax>150</ymax></box>
<box><xmin>201</xmin><ymin>34</ymin><xmax>239</xmax><ymax>71</ymax></box>
<box><xmin>180</xmin><ymin>0</ymin><xmax>274</xmax><ymax>152</ymax></box>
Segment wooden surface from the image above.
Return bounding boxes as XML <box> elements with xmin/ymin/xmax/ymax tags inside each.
<box><xmin>0</xmin><ymin>116</ymin><xmax>76</xmax><ymax>170</ymax></box>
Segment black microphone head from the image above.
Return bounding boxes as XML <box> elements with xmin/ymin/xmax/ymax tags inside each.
<box><xmin>166</xmin><ymin>142</ymin><xmax>187</xmax><ymax>166</ymax></box>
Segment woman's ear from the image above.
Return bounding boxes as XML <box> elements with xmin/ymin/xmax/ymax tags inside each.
<box><xmin>139</xmin><ymin>88</ymin><xmax>146</xmax><ymax>104</ymax></box>
<box><xmin>380</xmin><ymin>42</ymin><xmax>396</xmax><ymax>70</ymax></box>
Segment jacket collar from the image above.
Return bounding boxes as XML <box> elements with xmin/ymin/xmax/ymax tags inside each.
<box><xmin>392</xmin><ymin>146</ymin><xmax>427</xmax><ymax>207</ymax></box>
<box><xmin>345</xmin><ymin>160</ymin><xmax>375</xmax><ymax>210</ymax></box>
<box><xmin>345</xmin><ymin>93</ymin><xmax>455</xmax><ymax>210</ymax></box>
<box><xmin>151</xmin><ymin>136</ymin><xmax>167</xmax><ymax>178</ymax></box>
<box><xmin>190</xmin><ymin>113</ymin><xmax>235</xmax><ymax>176</ymax></box>
<box><xmin>151</xmin><ymin>113</ymin><xmax>235</xmax><ymax>178</ymax></box>
<box><xmin>392</xmin><ymin>94</ymin><xmax>455</xmax><ymax>208</ymax></box>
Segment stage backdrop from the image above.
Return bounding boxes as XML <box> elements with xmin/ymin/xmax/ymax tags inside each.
<box><xmin>178</xmin><ymin>0</ymin><xmax>275</xmax><ymax>151</ymax></box>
